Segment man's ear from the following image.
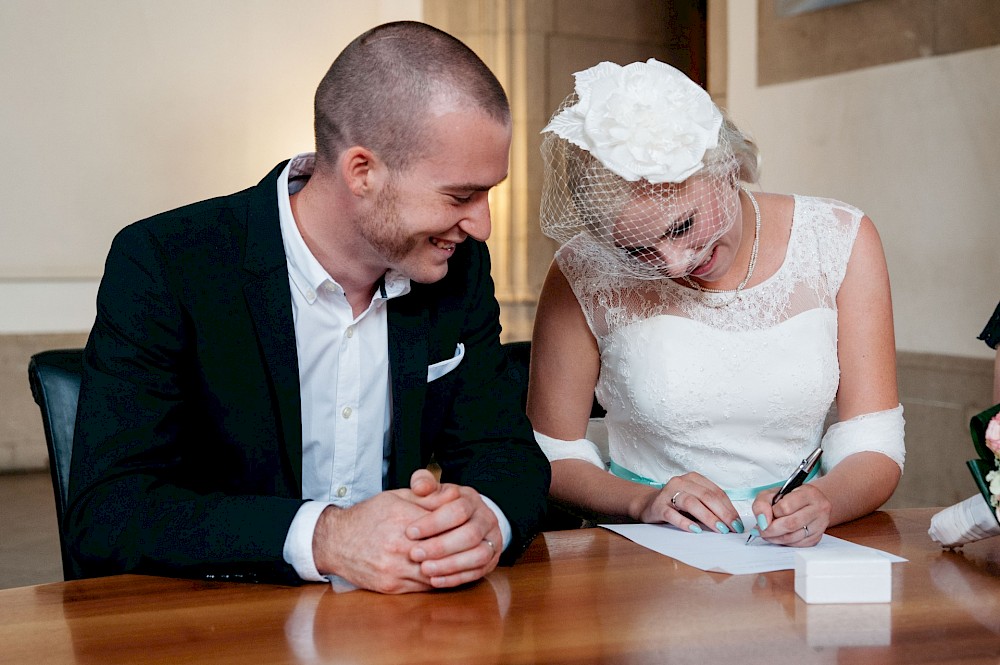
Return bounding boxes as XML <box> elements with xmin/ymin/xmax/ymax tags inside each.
<box><xmin>341</xmin><ymin>146</ymin><xmax>386</xmax><ymax>197</ymax></box>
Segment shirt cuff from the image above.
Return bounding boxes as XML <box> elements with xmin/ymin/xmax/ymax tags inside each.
<box><xmin>283</xmin><ymin>500</ymin><xmax>333</xmax><ymax>582</ymax></box>
<box><xmin>480</xmin><ymin>494</ymin><xmax>512</xmax><ymax>553</ymax></box>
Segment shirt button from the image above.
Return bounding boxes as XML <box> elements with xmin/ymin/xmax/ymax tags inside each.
<box><xmin>342</xmin><ymin>406</ymin><xmax>352</xmax><ymax>419</ymax></box>
<box><xmin>346</xmin><ymin>326</ymin><xmax>354</xmax><ymax>338</ymax></box>
<box><xmin>305</xmin><ymin>289</ymin><xmax>316</xmax><ymax>300</ymax></box>
<box><xmin>336</xmin><ymin>486</ymin><xmax>347</xmax><ymax>498</ymax></box>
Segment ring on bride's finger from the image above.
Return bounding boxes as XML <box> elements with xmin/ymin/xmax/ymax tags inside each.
<box><xmin>803</xmin><ymin>524</ymin><xmax>810</xmax><ymax>536</ymax></box>
<box><xmin>671</xmin><ymin>491</ymin><xmax>682</xmax><ymax>506</ymax></box>
<box><xmin>484</xmin><ymin>539</ymin><xmax>496</xmax><ymax>556</ymax></box>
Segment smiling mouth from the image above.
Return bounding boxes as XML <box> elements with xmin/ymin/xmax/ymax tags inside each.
<box><xmin>689</xmin><ymin>246</ymin><xmax>716</xmax><ymax>277</ymax></box>
<box><xmin>430</xmin><ymin>237</ymin><xmax>456</xmax><ymax>252</ymax></box>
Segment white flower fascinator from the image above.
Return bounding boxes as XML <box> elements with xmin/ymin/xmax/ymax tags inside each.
<box><xmin>538</xmin><ymin>59</ymin><xmax>741</xmax><ymax>281</ymax></box>
<box><xmin>543</xmin><ymin>59</ymin><xmax>723</xmax><ymax>184</ymax></box>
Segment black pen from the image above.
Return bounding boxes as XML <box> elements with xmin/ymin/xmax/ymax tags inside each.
<box><xmin>745</xmin><ymin>447</ymin><xmax>823</xmax><ymax>545</ymax></box>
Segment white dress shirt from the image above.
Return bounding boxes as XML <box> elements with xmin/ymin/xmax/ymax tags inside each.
<box><xmin>276</xmin><ymin>154</ymin><xmax>510</xmax><ymax>582</ymax></box>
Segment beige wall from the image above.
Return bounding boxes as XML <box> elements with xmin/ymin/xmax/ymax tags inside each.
<box><xmin>0</xmin><ymin>0</ymin><xmax>422</xmax><ymax>333</ymax></box>
<box><xmin>726</xmin><ymin>0</ymin><xmax>1000</xmax><ymax>359</ymax></box>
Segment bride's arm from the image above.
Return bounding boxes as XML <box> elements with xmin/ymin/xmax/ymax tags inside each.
<box><xmin>810</xmin><ymin>214</ymin><xmax>902</xmax><ymax>525</ymax></box>
<box><xmin>527</xmin><ymin>262</ymin><xmax>737</xmax><ymax>531</ymax></box>
<box><xmin>527</xmin><ymin>262</ymin><xmax>643</xmax><ymax>518</ymax></box>
<box><xmin>527</xmin><ymin>261</ymin><xmax>599</xmax><ymax>446</ymax></box>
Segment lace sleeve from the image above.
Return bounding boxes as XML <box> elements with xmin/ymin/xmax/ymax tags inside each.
<box><xmin>978</xmin><ymin>299</ymin><xmax>1000</xmax><ymax>349</ymax></box>
<box><xmin>809</xmin><ymin>197</ymin><xmax>863</xmax><ymax>299</ymax></box>
<box><xmin>554</xmin><ymin>237</ymin><xmax>611</xmax><ymax>339</ymax></box>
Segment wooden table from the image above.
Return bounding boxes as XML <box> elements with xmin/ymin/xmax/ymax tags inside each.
<box><xmin>2</xmin><ymin>508</ymin><xmax>999</xmax><ymax>664</ymax></box>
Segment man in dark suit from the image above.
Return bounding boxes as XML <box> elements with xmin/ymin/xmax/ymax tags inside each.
<box><xmin>67</xmin><ymin>21</ymin><xmax>550</xmax><ymax>593</ymax></box>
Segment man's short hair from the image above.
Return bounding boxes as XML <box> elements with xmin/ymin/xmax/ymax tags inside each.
<box><xmin>314</xmin><ymin>21</ymin><xmax>511</xmax><ymax>173</ymax></box>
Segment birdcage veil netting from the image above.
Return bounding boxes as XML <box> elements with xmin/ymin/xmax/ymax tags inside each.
<box><xmin>538</xmin><ymin>60</ymin><xmax>743</xmax><ymax>282</ymax></box>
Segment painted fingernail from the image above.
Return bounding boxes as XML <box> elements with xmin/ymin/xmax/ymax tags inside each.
<box><xmin>715</xmin><ymin>521</ymin><xmax>730</xmax><ymax>534</ymax></box>
<box><xmin>731</xmin><ymin>519</ymin><xmax>745</xmax><ymax>534</ymax></box>
<box><xmin>688</xmin><ymin>524</ymin><xmax>703</xmax><ymax>534</ymax></box>
<box><xmin>756</xmin><ymin>514</ymin><xmax>768</xmax><ymax>530</ymax></box>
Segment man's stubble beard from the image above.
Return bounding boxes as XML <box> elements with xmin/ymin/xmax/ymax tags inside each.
<box><xmin>357</xmin><ymin>180</ymin><xmax>420</xmax><ymax>266</ymax></box>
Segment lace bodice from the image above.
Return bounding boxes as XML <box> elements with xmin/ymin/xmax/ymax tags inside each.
<box><xmin>556</xmin><ymin>195</ymin><xmax>862</xmax><ymax>491</ymax></box>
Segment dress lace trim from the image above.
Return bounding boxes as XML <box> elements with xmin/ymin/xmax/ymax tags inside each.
<box><xmin>556</xmin><ymin>195</ymin><xmax>863</xmax><ymax>340</ymax></box>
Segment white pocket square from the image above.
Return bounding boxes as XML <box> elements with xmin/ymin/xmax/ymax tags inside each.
<box><xmin>427</xmin><ymin>343</ymin><xmax>465</xmax><ymax>382</ymax></box>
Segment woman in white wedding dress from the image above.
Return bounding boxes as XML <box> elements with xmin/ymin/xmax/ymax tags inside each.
<box><xmin>527</xmin><ymin>59</ymin><xmax>905</xmax><ymax>545</ymax></box>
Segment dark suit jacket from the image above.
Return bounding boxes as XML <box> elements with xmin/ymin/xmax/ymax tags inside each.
<box><xmin>66</xmin><ymin>162</ymin><xmax>550</xmax><ymax>583</ymax></box>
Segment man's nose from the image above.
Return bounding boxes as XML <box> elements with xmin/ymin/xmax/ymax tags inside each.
<box><xmin>458</xmin><ymin>197</ymin><xmax>492</xmax><ymax>242</ymax></box>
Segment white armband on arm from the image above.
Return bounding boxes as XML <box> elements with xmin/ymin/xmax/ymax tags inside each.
<box><xmin>533</xmin><ymin>430</ymin><xmax>606</xmax><ymax>470</ymax></box>
<box><xmin>820</xmin><ymin>404</ymin><xmax>906</xmax><ymax>473</ymax></box>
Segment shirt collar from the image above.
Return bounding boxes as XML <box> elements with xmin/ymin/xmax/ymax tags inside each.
<box><xmin>277</xmin><ymin>153</ymin><xmax>411</xmax><ymax>305</ymax></box>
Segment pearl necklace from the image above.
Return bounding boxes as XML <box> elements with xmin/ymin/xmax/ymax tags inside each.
<box><xmin>683</xmin><ymin>186</ymin><xmax>760</xmax><ymax>307</ymax></box>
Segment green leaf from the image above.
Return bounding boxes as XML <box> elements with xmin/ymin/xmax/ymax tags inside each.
<box><xmin>970</xmin><ymin>403</ymin><xmax>1000</xmax><ymax>463</ymax></box>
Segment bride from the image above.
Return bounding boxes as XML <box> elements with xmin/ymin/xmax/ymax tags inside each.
<box><xmin>527</xmin><ymin>59</ymin><xmax>905</xmax><ymax>545</ymax></box>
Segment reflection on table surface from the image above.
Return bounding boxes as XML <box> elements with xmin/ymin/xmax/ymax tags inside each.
<box><xmin>1</xmin><ymin>508</ymin><xmax>999</xmax><ymax>664</ymax></box>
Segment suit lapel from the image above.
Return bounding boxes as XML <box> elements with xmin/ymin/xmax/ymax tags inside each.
<box><xmin>242</xmin><ymin>163</ymin><xmax>303</xmax><ymax>493</ymax></box>
<box><xmin>387</xmin><ymin>292</ymin><xmax>429</xmax><ymax>489</ymax></box>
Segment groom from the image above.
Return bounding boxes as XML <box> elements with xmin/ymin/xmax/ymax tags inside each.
<box><xmin>67</xmin><ymin>21</ymin><xmax>549</xmax><ymax>593</ymax></box>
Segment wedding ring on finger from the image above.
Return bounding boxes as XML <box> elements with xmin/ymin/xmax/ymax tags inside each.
<box><xmin>484</xmin><ymin>539</ymin><xmax>496</xmax><ymax>557</ymax></box>
<box><xmin>671</xmin><ymin>491</ymin><xmax>683</xmax><ymax>506</ymax></box>
<box><xmin>803</xmin><ymin>524</ymin><xmax>810</xmax><ymax>536</ymax></box>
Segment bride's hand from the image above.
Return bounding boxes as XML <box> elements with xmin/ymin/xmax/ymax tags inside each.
<box><xmin>751</xmin><ymin>485</ymin><xmax>831</xmax><ymax>546</ymax></box>
<box><xmin>633</xmin><ymin>472</ymin><xmax>745</xmax><ymax>535</ymax></box>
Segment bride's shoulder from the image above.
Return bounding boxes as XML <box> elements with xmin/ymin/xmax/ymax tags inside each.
<box><xmin>747</xmin><ymin>191</ymin><xmax>795</xmax><ymax>265</ymax></box>
<box><xmin>753</xmin><ymin>191</ymin><xmax>795</xmax><ymax>228</ymax></box>
<box><xmin>788</xmin><ymin>194</ymin><xmax>865</xmax><ymax>228</ymax></box>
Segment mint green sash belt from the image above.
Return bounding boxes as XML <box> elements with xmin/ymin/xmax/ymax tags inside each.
<box><xmin>609</xmin><ymin>460</ymin><xmax>818</xmax><ymax>502</ymax></box>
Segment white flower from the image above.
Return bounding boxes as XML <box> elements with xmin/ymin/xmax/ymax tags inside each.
<box><xmin>988</xmin><ymin>469</ymin><xmax>1000</xmax><ymax>508</ymax></box>
<box><xmin>543</xmin><ymin>59</ymin><xmax>723</xmax><ymax>184</ymax></box>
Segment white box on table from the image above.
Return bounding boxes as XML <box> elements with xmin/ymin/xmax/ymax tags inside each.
<box><xmin>794</xmin><ymin>549</ymin><xmax>891</xmax><ymax>604</ymax></box>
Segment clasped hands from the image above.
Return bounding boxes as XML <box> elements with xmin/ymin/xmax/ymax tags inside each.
<box><xmin>634</xmin><ymin>471</ymin><xmax>831</xmax><ymax>546</ymax></box>
<box><xmin>313</xmin><ymin>469</ymin><xmax>502</xmax><ymax>594</ymax></box>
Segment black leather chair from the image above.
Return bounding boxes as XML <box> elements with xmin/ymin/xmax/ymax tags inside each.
<box><xmin>27</xmin><ymin>348</ymin><xmax>85</xmax><ymax>580</ymax></box>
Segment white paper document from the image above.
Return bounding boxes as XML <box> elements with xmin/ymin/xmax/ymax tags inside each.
<box><xmin>602</xmin><ymin>523</ymin><xmax>906</xmax><ymax>574</ymax></box>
